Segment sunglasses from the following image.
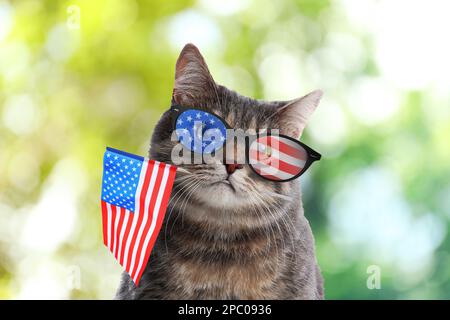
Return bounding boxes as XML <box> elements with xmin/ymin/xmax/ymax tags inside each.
<box><xmin>170</xmin><ymin>105</ymin><xmax>321</xmax><ymax>182</ymax></box>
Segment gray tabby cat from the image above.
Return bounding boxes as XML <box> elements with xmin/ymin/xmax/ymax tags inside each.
<box><xmin>115</xmin><ymin>43</ymin><xmax>324</xmax><ymax>299</ymax></box>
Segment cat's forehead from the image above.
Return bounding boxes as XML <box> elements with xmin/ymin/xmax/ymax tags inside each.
<box><xmin>210</xmin><ymin>102</ymin><xmax>277</xmax><ymax>130</ymax></box>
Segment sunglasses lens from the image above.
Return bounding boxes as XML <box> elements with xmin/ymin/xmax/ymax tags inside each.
<box><xmin>175</xmin><ymin>109</ymin><xmax>227</xmax><ymax>154</ymax></box>
<box><xmin>249</xmin><ymin>135</ymin><xmax>308</xmax><ymax>181</ymax></box>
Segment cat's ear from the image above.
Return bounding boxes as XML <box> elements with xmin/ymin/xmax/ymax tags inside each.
<box><xmin>172</xmin><ymin>43</ymin><xmax>216</xmax><ymax>106</ymax></box>
<box><xmin>277</xmin><ymin>90</ymin><xmax>323</xmax><ymax>138</ymax></box>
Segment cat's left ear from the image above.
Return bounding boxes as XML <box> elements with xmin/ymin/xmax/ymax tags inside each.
<box><xmin>277</xmin><ymin>90</ymin><xmax>323</xmax><ymax>138</ymax></box>
<box><xmin>172</xmin><ymin>43</ymin><xmax>216</xmax><ymax>106</ymax></box>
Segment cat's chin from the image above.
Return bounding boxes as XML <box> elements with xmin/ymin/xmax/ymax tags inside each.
<box><xmin>196</xmin><ymin>179</ymin><xmax>245</xmax><ymax>209</ymax></box>
<box><xmin>211</xmin><ymin>180</ymin><xmax>236</xmax><ymax>192</ymax></box>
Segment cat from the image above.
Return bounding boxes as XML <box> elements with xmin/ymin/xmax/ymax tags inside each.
<box><xmin>115</xmin><ymin>43</ymin><xmax>324</xmax><ymax>299</ymax></box>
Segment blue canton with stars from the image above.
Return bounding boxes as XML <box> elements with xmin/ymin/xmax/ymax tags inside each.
<box><xmin>101</xmin><ymin>147</ymin><xmax>144</xmax><ymax>212</ymax></box>
<box><xmin>175</xmin><ymin>109</ymin><xmax>227</xmax><ymax>154</ymax></box>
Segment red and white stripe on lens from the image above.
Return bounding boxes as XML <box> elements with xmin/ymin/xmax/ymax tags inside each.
<box><xmin>249</xmin><ymin>135</ymin><xmax>307</xmax><ymax>181</ymax></box>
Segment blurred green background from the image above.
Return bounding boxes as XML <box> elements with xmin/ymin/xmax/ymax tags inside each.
<box><xmin>1</xmin><ymin>0</ymin><xmax>449</xmax><ymax>299</ymax></box>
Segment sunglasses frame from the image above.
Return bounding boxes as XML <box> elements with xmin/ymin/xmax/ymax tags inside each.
<box><xmin>170</xmin><ymin>104</ymin><xmax>233</xmax><ymax>131</ymax></box>
<box><xmin>246</xmin><ymin>131</ymin><xmax>321</xmax><ymax>182</ymax></box>
<box><xmin>169</xmin><ymin>104</ymin><xmax>321</xmax><ymax>182</ymax></box>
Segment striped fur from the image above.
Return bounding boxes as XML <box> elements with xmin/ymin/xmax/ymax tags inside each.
<box><xmin>115</xmin><ymin>44</ymin><xmax>323</xmax><ymax>299</ymax></box>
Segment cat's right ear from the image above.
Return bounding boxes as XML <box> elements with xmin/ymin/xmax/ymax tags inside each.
<box><xmin>277</xmin><ymin>90</ymin><xmax>323</xmax><ymax>138</ymax></box>
<box><xmin>172</xmin><ymin>43</ymin><xmax>216</xmax><ymax>106</ymax></box>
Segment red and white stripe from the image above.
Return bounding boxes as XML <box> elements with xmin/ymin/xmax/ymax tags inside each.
<box><xmin>249</xmin><ymin>135</ymin><xmax>307</xmax><ymax>181</ymax></box>
<box><xmin>101</xmin><ymin>160</ymin><xmax>177</xmax><ymax>285</ymax></box>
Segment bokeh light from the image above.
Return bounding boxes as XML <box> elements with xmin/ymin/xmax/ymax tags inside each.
<box><xmin>0</xmin><ymin>0</ymin><xmax>449</xmax><ymax>299</ymax></box>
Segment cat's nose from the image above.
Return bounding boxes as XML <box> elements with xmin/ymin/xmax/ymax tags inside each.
<box><xmin>225</xmin><ymin>164</ymin><xmax>243</xmax><ymax>175</ymax></box>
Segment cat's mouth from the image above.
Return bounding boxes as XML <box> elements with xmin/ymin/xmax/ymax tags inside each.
<box><xmin>210</xmin><ymin>178</ymin><xmax>236</xmax><ymax>192</ymax></box>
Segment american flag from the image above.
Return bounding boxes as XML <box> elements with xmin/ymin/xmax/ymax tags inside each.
<box><xmin>100</xmin><ymin>147</ymin><xmax>177</xmax><ymax>285</ymax></box>
<box><xmin>249</xmin><ymin>135</ymin><xmax>307</xmax><ymax>181</ymax></box>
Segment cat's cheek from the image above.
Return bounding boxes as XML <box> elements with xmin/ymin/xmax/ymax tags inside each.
<box><xmin>195</xmin><ymin>186</ymin><xmax>241</xmax><ymax>209</ymax></box>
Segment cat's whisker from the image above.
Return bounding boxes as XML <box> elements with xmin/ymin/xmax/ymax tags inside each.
<box><xmin>254</xmin><ymin>187</ymin><xmax>297</xmax><ymax>267</ymax></box>
<box><xmin>164</xmin><ymin>181</ymin><xmax>201</xmax><ymax>252</ymax></box>
<box><xmin>174</xmin><ymin>167</ymin><xmax>191</xmax><ymax>175</ymax></box>
<box><xmin>249</xmin><ymin>191</ymin><xmax>281</xmax><ymax>250</ymax></box>
<box><xmin>171</xmin><ymin>179</ymin><xmax>203</xmax><ymax>235</ymax></box>
<box><xmin>246</xmin><ymin>194</ymin><xmax>281</xmax><ymax>271</ymax></box>
<box><xmin>253</xmin><ymin>189</ymin><xmax>298</xmax><ymax>269</ymax></box>
<box><xmin>239</xmin><ymin>176</ymin><xmax>296</xmax><ymax>268</ymax></box>
<box><xmin>164</xmin><ymin>176</ymin><xmax>202</xmax><ymax>251</ymax></box>
<box><xmin>261</xmin><ymin>191</ymin><xmax>293</xmax><ymax>202</ymax></box>
<box><xmin>167</xmin><ymin>174</ymin><xmax>207</xmax><ymax>231</ymax></box>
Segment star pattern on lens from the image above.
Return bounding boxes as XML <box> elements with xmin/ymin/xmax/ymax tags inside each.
<box><xmin>101</xmin><ymin>151</ymin><xmax>143</xmax><ymax>211</ymax></box>
<box><xmin>175</xmin><ymin>109</ymin><xmax>227</xmax><ymax>153</ymax></box>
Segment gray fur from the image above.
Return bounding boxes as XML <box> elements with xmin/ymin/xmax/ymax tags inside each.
<box><xmin>115</xmin><ymin>44</ymin><xmax>323</xmax><ymax>299</ymax></box>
